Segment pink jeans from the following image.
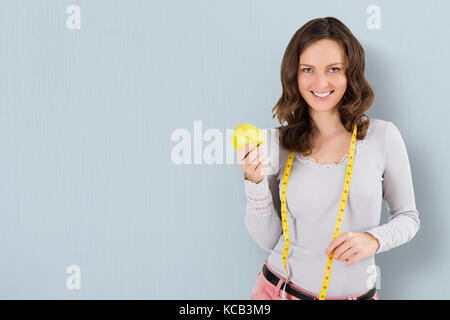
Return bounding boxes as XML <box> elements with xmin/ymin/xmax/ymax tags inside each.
<box><xmin>251</xmin><ymin>260</ymin><xmax>379</xmax><ymax>300</ymax></box>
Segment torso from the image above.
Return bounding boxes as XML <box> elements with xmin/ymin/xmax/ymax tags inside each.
<box><xmin>301</xmin><ymin>131</ymin><xmax>362</xmax><ymax>165</ymax></box>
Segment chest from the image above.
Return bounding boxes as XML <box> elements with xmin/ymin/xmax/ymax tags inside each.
<box><xmin>301</xmin><ymin>133</ymin><xmax>360</xmax><ymax>165</ymax></box>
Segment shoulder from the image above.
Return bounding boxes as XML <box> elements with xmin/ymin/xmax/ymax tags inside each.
<box><xmin>368</xmin><ymin>117</ymin><xmax>403</xmax><ymax>142</ymax></box>
<box><xmin>365</xmin><ymin>118</ymin><xmax>398</xmax><ymax>143</ymax></box>
<box><xmin>367</xmin><ymin>117</ymin><xmax>390</xmax><ymax>134</ymax></box>
<box><xmin>368</xmin><ymin>118</ymin><xmax>408</xmax><ymax>167</ymax></box>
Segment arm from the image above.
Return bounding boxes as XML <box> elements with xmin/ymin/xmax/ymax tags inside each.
<box><xmin>243</xmin><ymin>172</ymin><xmax>282</xmax><ymax>252</ymax></box>
<box><xmin>243</xmin><ymin>127</ymin><xmax>283</xmax><ymax>252</ymax></box>
<box><xmin>365</xmin><ymin>122</ymin><xmax>421</xmax><ymax>254</ymax></box>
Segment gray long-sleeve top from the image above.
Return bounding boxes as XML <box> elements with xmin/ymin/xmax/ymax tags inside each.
<box><xmin>243</xmin><ymin>118</ymin><xmax>420</xmax><ymax>297</ymax></box>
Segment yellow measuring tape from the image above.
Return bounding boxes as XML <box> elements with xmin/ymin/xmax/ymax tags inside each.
<box><xmin>280</xmin><ymin>123</ymin><xmax>358</xmax><ymax>300</ymax></box>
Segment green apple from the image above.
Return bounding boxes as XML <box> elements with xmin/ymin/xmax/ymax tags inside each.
<box><xmin>231</xmin><ymin>123</ymin><xmax>266</xmax><ymax>151</ymax></box>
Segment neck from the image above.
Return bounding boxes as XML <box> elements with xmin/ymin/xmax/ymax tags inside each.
<box><xmin>309</xmin><ymin>107</ymin><xmax>346</xmax><ymax>139</ymax></box>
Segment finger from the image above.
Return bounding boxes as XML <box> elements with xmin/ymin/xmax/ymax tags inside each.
<box><xmin>346</xmin><ymin>252</ymin><xmax>364</xmax><ymax>266</ymax></box>
<box><xmin>339</xmin><ymin>247</ymin><xmax>359</xmax><ymax>262</ymax></box>
<box><xmin>249</xmin><ymin>154</ymin><xmax>264</xmax><ymax>168</ymax></box>
<box><xmin>249</xmin><ymin>147</ymin><xmax>266</xmax><ymax>166</ymax></box>
<box><xmin>333</xmin><ymin>241</ymin><xmax>353</xmax><ymax>261</ymax></box>
<box><xmin>325</xmin><ymin>232</ymin><xmax>351</xmax><ymax>255</ymax></box>
<box><xmin>251</xmin><ymin>147</ymin><xmax>268</xmax><ymax>169</ymax></box>
<box><xmin>249</xmin><ymin>158</ymin><xmax>268</xmax><ymax>178</ymax></box>
<box><xmin>255</xmin><ymin>157</ymin><xmax>269</xmax><ymax>170</ymax></box>
<box><xmin>237</xmin><ymin>143</ymin><xmax>254</xmax><ymax>165</ymax></box>
<box><xmin>236</xmin><ymin>143</ymin><xmax>249</xmax><ymax>164</ymax></box>
<box><xmin>245</xmin><ymin>144</ymin><xmax>264</xmax><ymax>166</ymax></box>
<box><xmin>247</xmin><ymin>155</ymin><xmax>266</xmax><ymax>176</ymax></box>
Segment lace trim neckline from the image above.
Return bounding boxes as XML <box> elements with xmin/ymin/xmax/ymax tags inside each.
<box><xmin>294</xmin><ymin>123</ymin><xmax>372</xmax><ymax>168</ymax></box>
<box><xmin>295</xmin><ymin>140</ymin><xmax>365</xmax><ymax>168</ymax></box>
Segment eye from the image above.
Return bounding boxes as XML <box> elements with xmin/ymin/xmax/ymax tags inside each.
<box><xmin>301</xmin><ymin>67</ymin><xmax>312</xmax><ymax>73</ymax></box>
<box><xmin>300</xmin><ymin>67</ymin><xmax>341</xmax><ymax>73</ymax></box>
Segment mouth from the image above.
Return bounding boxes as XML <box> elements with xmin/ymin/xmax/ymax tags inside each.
<box><xmin>310</xmin><ymin>90</ymin><xmax>335</xmax><ymax>101</ymax></box>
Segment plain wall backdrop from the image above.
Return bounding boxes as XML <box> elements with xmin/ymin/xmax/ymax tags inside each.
<box><xmin>0</xmin><ymin>0</ymin><xmax>447</xmax><ymax>299</ymax></box>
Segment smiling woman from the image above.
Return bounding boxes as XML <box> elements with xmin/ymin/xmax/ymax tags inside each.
<box><xmin>241</xmin><ymin>16</ymin><xmax>420</xmax><ymax>301</ymax></box>
<box><xmin>272</xmin><ymin>17</ymin><xmax>374</xmax><ymax>156</ymax></box>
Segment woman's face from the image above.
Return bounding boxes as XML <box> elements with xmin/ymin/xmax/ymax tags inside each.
<box><xmin>297</xmin><ymin>39</ymin><xmax>348</xmax><ymax>112</ymax></box>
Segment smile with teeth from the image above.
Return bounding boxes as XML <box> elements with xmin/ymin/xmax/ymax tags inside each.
<box><xmin>311</xmin><ymin>90</ymin><xmax>334</xmax><ymax>97</ymax></box>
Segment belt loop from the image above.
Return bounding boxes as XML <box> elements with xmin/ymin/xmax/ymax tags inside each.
<box><xmin>274</xmin><ymin>278</ymin><xmax>284</xmax><ymax>298</ymax></box>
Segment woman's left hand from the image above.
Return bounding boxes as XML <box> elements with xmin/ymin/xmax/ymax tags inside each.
<box><xmin>324</xmin><ymin>232</ymin><xmax>380</xmax><ymax>266</ymax></box>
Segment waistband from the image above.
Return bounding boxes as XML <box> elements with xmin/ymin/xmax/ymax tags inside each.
<box><xmin>262</xmin><ymin>260</ymin><xmax>377</xmax><ymax>300</ymax></box>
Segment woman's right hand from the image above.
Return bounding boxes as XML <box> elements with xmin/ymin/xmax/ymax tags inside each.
<box><xmin>237</xmin><ymin>143</ymin><xmax>269</xmax><ymax>184</ymax></box>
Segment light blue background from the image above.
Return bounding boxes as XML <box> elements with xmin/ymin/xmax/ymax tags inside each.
<box><xmin>0</xmin><ymin>0</ymin><xmax>447</xmax><ymax>299</ymax></box>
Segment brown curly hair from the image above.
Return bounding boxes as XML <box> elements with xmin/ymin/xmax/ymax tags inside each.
<box><xmin>272</xmin><ymin>17</ymin><xmax>375</xmax><ymax>155</ymax></box>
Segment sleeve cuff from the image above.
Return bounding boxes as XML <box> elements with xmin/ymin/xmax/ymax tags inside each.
<box><xmin>364</xmin><ymin>228</ymin><xmax>385</xmax><ymax>254</ymax></box>
<box><xmin>244</xmin><ymin>175</ymin><xmax>269</xmax><ymax>197</ymax></box>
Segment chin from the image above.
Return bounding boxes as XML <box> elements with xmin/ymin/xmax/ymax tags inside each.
<box><xmin>308</xmin><ymin>100</ymin><xmax>339</xmax><ymax>110</ymax></box>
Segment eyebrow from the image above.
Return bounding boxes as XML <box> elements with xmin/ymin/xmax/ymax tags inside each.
<box><xmin>299</xmin><ymin>62</ymin><xmax>344</xmax><ymax>67</ymax></box>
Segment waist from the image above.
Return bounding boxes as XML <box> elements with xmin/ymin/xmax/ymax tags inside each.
<box><xmin>264</xmin><ymin>257</ymin><xmax>377</xmax><ymax>299</ymax></box>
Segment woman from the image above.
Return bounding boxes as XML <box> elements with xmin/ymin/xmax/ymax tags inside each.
<box><xmin>237</xmin><ymin>17</ymin><xmax>420</xmax><ymax>300</ymax></box>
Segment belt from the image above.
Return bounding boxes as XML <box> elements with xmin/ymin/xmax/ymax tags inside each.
<box><xmin>262</xmin><ymin>264</ymin><xmax>377</xmax><ymax>300</ymax></box>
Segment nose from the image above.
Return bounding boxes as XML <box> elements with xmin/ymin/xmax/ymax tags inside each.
<box><xmin>313</xmin><ymin>73</ymin><xmax>332</xmax><ymax>92</ymax></box>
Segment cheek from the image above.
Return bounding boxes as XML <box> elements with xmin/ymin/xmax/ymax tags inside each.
<box><xmin>334</xmin><ymin>75</ymin><xmax>347</xmax><ymax>90</ymax></box>
<box><xmin>297</xmin><ymin>76</ymin><xmax>310</xmax><ymax>93</ymax></box>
